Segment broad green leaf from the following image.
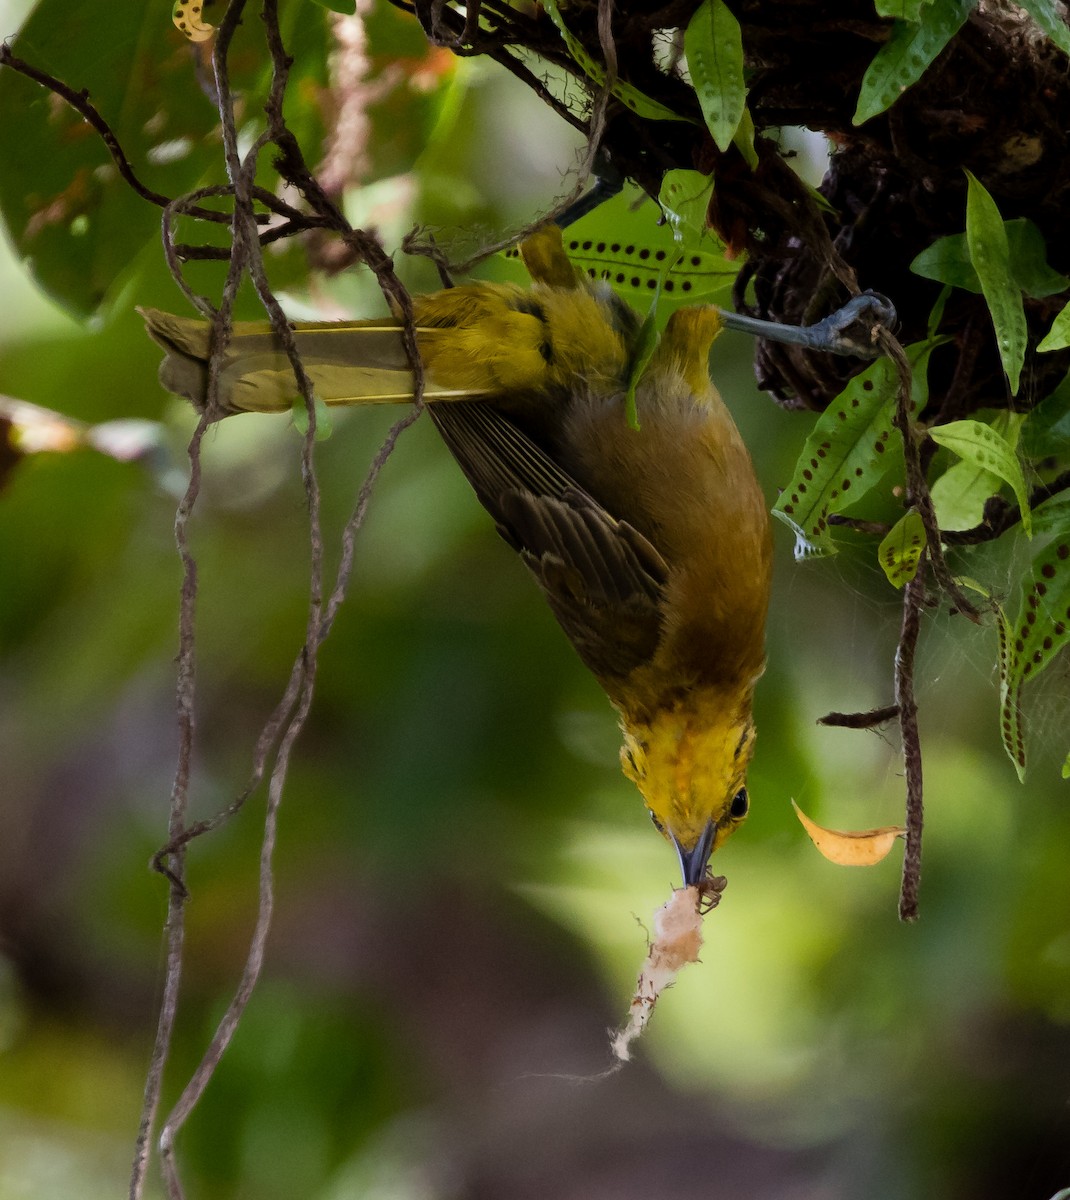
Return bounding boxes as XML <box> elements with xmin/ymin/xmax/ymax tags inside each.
<box><xmin>1001</xmin><ymin>525</ymin><xmax>1070</xmax><ymax>777</ymax></box>
<box><xmin>0</xmin><ymin>0</ymin><xmax>225</xmax><ymax>315</ymax></box>
<box><xmin>1005</xmin><ymin>220</ymin><xmax>1070</xmax><ymax>298</ymax></box>
<box><xmin>965</xmin><ymin>171</ymin><xmax>1027</xmax><ymax>394</ymax></box>
<box><xmin>659</xmin><ymin>170</ymin><xmax>717</xmax><ymax>243</ymax></box>
<box><xmin>561</xmin><ymin>235</ymin><xmax>737</xmax><ymax>305</ymax></box>
<box><xmin>526</xmin><ymin>184</ymin><xmax>739</xmax><ymax>311</ymax></box>
<box><xmin>1032</xmin><ymin>492</ymin><xmax>1070</xmax><ymax>538</ymax></box>
<box><xmin>878</xmin><ymin>509</ymin><xmax>926</xmax><ymax>586</ymax></box>
<box><xmin>853</xmin><ymin>0</ymin><xmax>976</xmax><ymax>125</ymax></box>
<box><xmin>911</xmin><ymin>231</ymin><xmax>981</xmax><ymax>292</ymax></box>
<box><xmin>912</xmin><ymin>219</ymin><xmax>1068</xmax><ymax>299</ymax></box>
<box><xmin>1022</xmin><ymin>379</ymin><xmax>1070</xmax><ymax>458</ymax></box>
<box><xmin>927</xmin><ymin>283</ymin><xmax>952</xmax><ymax>338</ymax></box>
<box><xmin>929</xmin><ymin>411</ymin><xmax>1025</xmax><ymax>530</ymax></box>
<box><xmin>773</xmin><ymin>343</ymin><xmax>936</xmax><ymax>558</ymax></box>
<box><xmin>685</xmin><ymin>0</ymin><xmax>746</xmax><ymax>152</ymax></box>
<box><xmin>929</xmin><ymin>419</ymin><xmax>1032</xmax><ymax>535</ymax></box>
<box><xmin>929</xmin><ymin>455</ymin><xmax>1001</xmax><ymax>531</ymax></box>
<box><xmin>1038</xmin><ymin>298</ymin><xmax>1070</xmax><ymax>351</ymax></box>
<box><xmin>1015</xmin><ymin>0</ymin><xmax>1070</xmax><ymax>56</ymax></box>
<box><xmin>541</xmin><ymin>0</ymin><xmax>695</xmax><ymax>123</ymax></box>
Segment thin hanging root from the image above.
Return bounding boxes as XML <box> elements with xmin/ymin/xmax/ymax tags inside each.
<box><xmin>611</xmin><ymin>880</ymin><xmax>723</xmax><ymax>1062</ymax></box>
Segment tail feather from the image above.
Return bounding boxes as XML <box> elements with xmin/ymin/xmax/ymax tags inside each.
<box><xmin>138</xmin><ymin>307</ymin><xmax>477</xmax><ymax>413</ymax></box>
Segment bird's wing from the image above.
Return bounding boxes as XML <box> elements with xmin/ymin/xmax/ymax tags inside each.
<box><xmin>429</xmin><ymin>401</ymin><xmax>668</xmax><ymax>682</ymax></box>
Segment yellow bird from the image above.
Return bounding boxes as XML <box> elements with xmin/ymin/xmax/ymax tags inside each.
<box><xmin>140</xmin><ymin>226</ymin><xmax>773</xmax><ymax>885</ymax></box>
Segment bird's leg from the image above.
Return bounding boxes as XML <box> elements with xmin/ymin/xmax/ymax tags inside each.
<box><xmin>717</xmin><ymin>292</ymin><xmax>897</xmax><ymax>360</ymax></box>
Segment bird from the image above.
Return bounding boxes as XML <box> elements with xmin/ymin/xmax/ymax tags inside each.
<box><xmin>140</xmin><ymin>224</ymin><xmax>774</xmax><ymax>887</ymax></box>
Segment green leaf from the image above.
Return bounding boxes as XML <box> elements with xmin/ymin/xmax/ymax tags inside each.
<box><xmin>965</xmin><ymin>171</ymin><xmax>1027</xmax><ymax>394</ymax></box>
<box><xmin>929</xmin><ymin>411</ymin><xmax>1024</xmax><ymax>530</ymax></box>
<box><xmin>659</xmin><ymin>170</ymin><xmax>715</xmax><ymax>244</ymax></box>
<box><xmin>541</xmin><ymin>0</ymin><xmax>695</xmax><ymax>123</ymax></box>
<box><xmin>684</xmin><ymin>0</ymin><xmax>747</xmax><ymax>152</ymax></box>
<box><xmin>1006</xmin><ymin>220</ymin><xmax>1070</xmax><ymax>298</ymax></box>
<box><xmin>874</xmin><ymin>0</ymin><xmax>933</xmax><ymax>18</ymax></box>
<box><xmin>911</xmin><ymin>231</ymin><xmax>982</xmax><ymax>293</ymax></box>
<box><xmin>559</xmin><ymin>230</ymin><xmax>738</xmax><ymax>307</ymax></box>
<box><xmin>1001</xmin><ymin>525</ymin><xmax>1070</xmax><ymax>777</ymax></box>
<box><xmin>1022</xmin><ymin>376</ymin><xmax>1070</xmax><ymax>460</ymax></box>
<box><xmin>0</xmin><ymin>0</ymin><xmax>230</xmax><ymax>315</ymax></box>
<box><xmin>929</xmin><ymin>455</ymin><xmax>1001</xmax><ymax>532</ymax></box>
<box><xmin>1015</xmin><ymin>0</ymin><xmax>1070</xmax><ymax>56</ymax></box>
<box><xmin>1032</xmin><ymin>492</ymin><xmax>1070</xmax><ymax>539</ymax></box>
<box><xmin>929</xmin><ymin>418</ymin><xmax>1032</xmax><ymax>536</ymax></box>
<box><xmin>624</xmin><ymin>307</ymin><xmax>659</xmax><ymax>431</ymax></box>
<box><xmin>1038</xmin><ymin>298</ymin><xmax>1070</xmax><ymax>351</ymax></box>
<box><xmin>912</xmin><ymin>219</ymin><xmax>1069</xmax><ymax>299</ymax></box>
<box><xmin>310</xmin><ymin>0</ymin><xmax>357</xmax><ymax>10</ymax></box>
<box><xmin>773</xmin><ymin>344</ymin><xmax>935</xmax><ymax>559</ymax></box>
<box><xmin>853</xmin><ymin>0</ymin><xmax>976</xmax><ymax>125</ymax></box>
<box><xmin>878</xmin><ymin>509</ymin><xmax>926</xmax><ymax>586</ymax></box>
<box><xmin>732</xmin><ymin>105</ymin><xmax>759</xmax><ymax>170</ymax></box>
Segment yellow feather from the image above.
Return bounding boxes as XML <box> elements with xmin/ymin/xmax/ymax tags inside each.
<box><xmin>140</xmin><ymin>225</ymin><xmax>772</xmax><ymax>886</ymax></box>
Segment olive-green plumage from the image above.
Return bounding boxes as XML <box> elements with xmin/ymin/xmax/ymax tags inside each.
<box><xmin>140</xmin><ymin>226</ymin><xmax>772</xmax><ymax>883</ymax></box>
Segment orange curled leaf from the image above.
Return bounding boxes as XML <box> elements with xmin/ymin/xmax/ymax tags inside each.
<box><xmin>792</xmin><ymin>799</ymin><xmax>906</xmax><ymax>866</ymax></box>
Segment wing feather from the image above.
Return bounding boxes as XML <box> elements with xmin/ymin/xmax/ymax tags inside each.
<box><xmin>429</xmin><ymin>401</ymin><xmax>668</xmax><ymax>682</ymax></box>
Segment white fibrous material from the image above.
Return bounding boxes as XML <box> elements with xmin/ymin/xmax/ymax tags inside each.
<box><xmin>611</xmin><ymin>880</ymin><xmax>721</xmax><ymax>1062</ymax></box>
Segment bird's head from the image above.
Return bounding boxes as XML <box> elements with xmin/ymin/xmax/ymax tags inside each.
<box><xmin>619</xmin><ymin>689</ymin><xmax>756</xmax><ymax>885</ymax></box>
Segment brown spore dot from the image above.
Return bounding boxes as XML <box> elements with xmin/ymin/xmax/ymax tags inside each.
<box><xmin>630</xmin><ymin>277</ymin><xmax>641</xmax><ymax>288</ymax></box>
<box><xmin>639</xmin><ymin>248</ymin><xmax>650</xmax><ymax>260</ymax></box>
<box><xmin>875</xmin><ymin>442</ymin><xmax>886</xmax><ymax>454</ymax></box>
<box><xmin>1041</xmin><ymin>563</ymin><xmax>1056</xmax><ymax>579</ymax></box>
<box><xmin>841</xmin><ymin>480</ymin><xmax>851</xmax><ymax>491</ymax></box>
<box><xmin>1057</xmin><ymin>544</ymin><xmax>1069</xmax><ymax>559</ymax></box>
<box><xmin>803</xmin><ymin>469</ymin><xmax>813</xmax><ymax>481</ymax></box>
<box><xmin>862</xmin><ymin>380</ymin><xmax>874</xmax><ymax>392</ymax></box>
<box><xmin>1043</xmin><ymin>637</ymin><xmax>1053</xmax><ymax>650</ymax></box>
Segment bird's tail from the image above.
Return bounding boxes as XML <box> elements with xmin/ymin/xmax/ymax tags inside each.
<box><xmin>140</xmin><ymin>226</ymin><xmax>633</xmax><ymax>416</ymax></box>
<box><xmin>138</xmin><ymin>308</ymin><xmax>476</xmax><ymax>414</ymax></box>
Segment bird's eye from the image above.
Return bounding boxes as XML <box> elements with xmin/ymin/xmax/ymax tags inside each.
<box><xmin>729</xmin><ymin>788</ymin><xmax>749</xmax><ymax>819</ymax></box>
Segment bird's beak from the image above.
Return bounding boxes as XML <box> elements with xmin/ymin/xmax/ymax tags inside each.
<box><xmin>672</xmin><ymin>820</ymin><xmax>716</xmax><ymax>887</ymax></box>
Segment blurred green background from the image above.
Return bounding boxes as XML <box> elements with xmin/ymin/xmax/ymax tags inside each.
<box><xmin>1</xmin><ymin>1</ymin><xmax>1070</xmax><ymax>1197</ymax></box>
